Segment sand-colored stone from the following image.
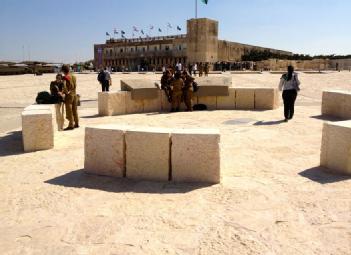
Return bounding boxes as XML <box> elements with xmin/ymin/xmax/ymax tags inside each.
<box><xmin>21</xmin><ymin>110</ymin><xmax>54</xmax><ymax>152</ymax></box>
<box><xmin>322</xmin><ymin>90</ymin><xmax>351</xmax><ymax>119</ymax></box>
<box><xmin>98</xmin><ymin>92</ymin><xmax>109</xmax><ymax>116</ymax></box>
<box><xmin>125</xmin><ymin>92</ymin><xmax>144</xmax><ymax>114</ymax></box>
<box><xmin>24</xmin><ymin>104</ymin><xmax>51</xmax><ymax>111</ymax></box>
<box><xmin>195</xmin><ymin>77</ymin><xmax>230</xmax><ymax>97</ymax></box>
<box><xmin>84</xmin><ymin>125</ymin><xmax>127</xmax><ymax>177</ymax></box>
<box><xmin>216</xmin><ymin>88</ymin><xmax>236</xmax><ymax>110</ymax></box>
<box><xmin>235</xmin><ymin>88</ymin><xmax>255</xmax><ymax>110</ymax></box>
<box><xmin>120</xmin><ymin>79</ymin><xmax>159</xmax><ymax>100</ymax></box>
<box><xmin>171</xmin><ymin>128</ymin><xmax>221</xmax><ymax>183</ymax></box>
<box><xmin>320</xmin><ymin>121</ymin><xmax>351</xmax><ymax>175</ymax></box>
<box><xmin>143</xmin><ymin>90</ymin><xmax>162</xmax><ymax>113</ymax></box>
<box><xmin>125</xmin><ymin>127</ymin><xmax>170</xmax><ymax>181</ymax></box>
<box><xmin>98</xmin><ymin>92</ymin><xmax>127</xmax><ymax>116</ymax></box>
<box><xmin>160</xmin><ymin>90</ymin><xmax>172</xmax><ymax>112</ymax></box>
<box><xmin>254</xmin><ymin>88</ymin><xmax>280</xmax><ymax>110</ymax></box>
<box><xmin>197</xmin><ymin>96</ymin><xmax>216</xmax><ymax>110</ymax></box>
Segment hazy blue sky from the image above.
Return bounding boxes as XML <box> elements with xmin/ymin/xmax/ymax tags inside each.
<box><xmin>0</xmin><ymin>0</ymin><xmax>350</xmax><ymax>63</ymax></box>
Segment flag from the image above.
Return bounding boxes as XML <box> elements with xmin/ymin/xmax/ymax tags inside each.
<box><xmin>177</xmin><ymin>26</ymin><xmax>181</xmax><ymax>31</ymax></box>
<box><xmin>158</xmin><ymin>28</ymin><xmax>162</xmax><ymax>32</ymax></box>
<box><xmin>113</xmin><ymin>28</ymin><xmax>118</xmax><ymax>34</ymax></box>
<box><xmin>146</xmin><ymin>34</ymin><xmax>150</xmax><ymax>38</ymax></box>
<box><xmin>106</xmin><ymin>32</ymin><xmax>110</xmax><ymax>36</ymax></box>
<box><xmin>141</xmin><ymin>29</ymin><xmax>144</xmax><ymax>35</ymax></box>
<box><xmin>167</xmin><ymin>22</ymin><xmax>172</xmax><ymax>29</ymax></box>
<box><xmin>201</xmin><ymin>0</ymin><xmax>208</xmax><ymax>4</ymax></box>
<box><xmin>121</xmin><ymin>34</ymin><xmax>125</xmax><ymax>38</ymax></box>
<box><xmin>132</xmin><ymin>33</ymin><xmax>135</xmax><ymax>37</ymax></box>
<box><xmin>149</xmin><ymin>25</ymin><xmax>154</xmax><ymax>30</ymax></box>
<box><xmin>133</xmin><ymin>26</ymin><xmax>139</xmax><ymax>32</ymax></box>
<box><xmin>121</xmin><ymin>30</ymin><xmax>126</xmax><ymax>34</ymax></box>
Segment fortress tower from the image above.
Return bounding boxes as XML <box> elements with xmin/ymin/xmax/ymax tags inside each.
<box><xmin>186</xmin><ymin>18</ymin><xmax>219</xmax><ymax>64</ymax></box>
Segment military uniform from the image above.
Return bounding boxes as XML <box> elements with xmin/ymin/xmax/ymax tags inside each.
<box><xmin>183</xmin><ymin>75</ymin><xmax>194</xmax><ymax>111</ymax></box>
<box><xmin>63</xmin><ymin>74</ymin><xmax>78</xmax><ymax>128</ymax></box>
<box><xmin>170</xmin><ymin>78</ymin><xmax>184</xmax><ymax>112</ymax></box>
<box><xmin>160</xmin><ymin>73</ymin><xmax>173</xmax><ymax>103</ymax></box>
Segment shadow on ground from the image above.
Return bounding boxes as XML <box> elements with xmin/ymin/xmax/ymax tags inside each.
<box><xmin>45</xmin><ymin>169</ymin><xmax>213</xmax><ymax>194</ymax></box>
<box><xmin>0</xmin><ymin>131</ymin><xmax>23</xmax><ymax>157</ymax></box>
<box><xmin>299</xmin><ymin>166</ymin><xmax>351</xmax><ymax>184</ymax></box>
<box><xmin>253</xmin><ymin>120</ymin><xmax>285</xmax><ymax>126</ymax></box>
<box><xmin>310</xmin><ymin>115</ymin><xmax>343</xmax><ymax>121</ymax></box>
<box><xmin>80</xmin><ymin>114</ymin><xmax>101</xmax><ymax>119</ymax></box>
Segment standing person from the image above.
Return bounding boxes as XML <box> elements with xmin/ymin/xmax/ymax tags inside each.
<box><xmin>182</xmin><ymin>71</ymin><xmax>194</xmax><ymax>111</ymax></box>
<box><xmin>98</xmin><ymin>68</ymin><xmax>111</xmax><ymax>92</ymax></box>
<box><xmin>204</xmin><ymin>62</ymin><xmax>210</xmax><ymax>76</ymax></box>
<box><xmin>50</xmin><ymin>74</ymin><xmax>65</xmax><ymax>131</ymax></box>
<box><xmin>279</xmin><ymin>65</ymin><xmax>301</xmax><ymax>122</ymax></box>
<box><xmin>199</xmin><ymin>63</ymin><xmax>203</xmax><ymax>77</ymax></box>
<box><xmin>160</xmin><ymin>70</ymin><xmax>174</xmax><ymax>103</ymax></box>
<box><xmin>192</xmin><ymin>63</ymin><xmax>198</xmax><ymax>77</ymax></box>
<box><xmin>170</xmin><ymin>72</ymin><xmax>184</xmax><ymax>112</ymax></box>
<box><xmin>62</xmin><ymin>64</ymin><xmax>79</xmax><ymax>130</ymax></box>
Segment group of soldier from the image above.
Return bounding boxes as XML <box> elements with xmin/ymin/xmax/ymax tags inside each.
<box><xmin>50</xmin><ymin>64</ymin><xmax>79</xmax><ymax>131</ymax></box>
<box><xmin>161</xmin><ymin>68</ymin><xmax>196</xmax><ymax>112</ymax></box>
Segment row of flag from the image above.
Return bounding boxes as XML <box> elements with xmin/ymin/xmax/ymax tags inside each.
<box><xmin>106</xmin><ymin>24</ymin><xmax>182</xmax><ymax>38</ymax></box>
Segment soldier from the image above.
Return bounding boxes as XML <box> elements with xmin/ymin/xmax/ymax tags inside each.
<box><xmin>199</xmin><ymin>62</ymin><xmax>204</xmax><ymax>77</ymax></box>
<box><xmin>50</xmin><ymin>73</ymin><xmax>65</xmax><ymax>131</ymax></box>
<box><xmin>62</xmin><ymin>64</ymin><xmax>79</xmax><ymax>130</ymax></box>
<box><xmin>204</xmin><ymin>62</ymin><xmax>210</xmax><ymax>76</ymax></box>
<box><xmin>170</xmin><ymin>72</ymin><xmax>184</xmax><ymax>112</ymax></box>
<box><xmin>160</xmin><ymin>69</ymin><xmax>174</xmax><ymax>103</ymax></box>
<box><xmin>182</xmin><ymin>71</ymin><xmax>194</xmax><ymax>111</ymax></box>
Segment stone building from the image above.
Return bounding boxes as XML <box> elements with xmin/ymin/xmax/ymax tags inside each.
<box><xmin>94</xmin><ymin>18</ymin><xmax>292</xmax><ymax>71</ymax></box>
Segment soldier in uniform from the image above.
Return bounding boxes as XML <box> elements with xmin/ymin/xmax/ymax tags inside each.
<box><xmin>199</xmin><ymin>62</ymin><xmax>204</xmax><ymax>77</ymax></box>
<box><xmin>204</xmin><ymin>62</ymin><xmax>210</xmax><ymax>76</ymax></box>
<box><xmin>50</xmin><ymin>73</ymin><xmax>65</xmax><ymax>131</ymax></box>
<box><xmin>170</xmin><ymin>72</ymin><xmax>184</xmax><ymax>112</ymax></box>
<box><xmin>182</xmin><ymin>71</ymin><xmax>194</xmax><ymax>111</ymax></box>
<box><xmin>62</xmin><ymin>64</ymin><xmax>79</xmax><ymax>130</ymax></box>
<box><xmin>160</xmin><ymin>69</ymin><xmax>174</xmax><ymax>103</ymax></box>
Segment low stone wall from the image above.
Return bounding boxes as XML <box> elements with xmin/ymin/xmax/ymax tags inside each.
<box><xmin>21</xmin><ymin>104</ymin><xmax>54</xmax><ymax>152</ymax></box>
<box><xmin>320</xmin><ymin>121</ymin><xmax>351</xmax><ymax>175</ymax></box>
<box><xmin>321</xmin><ymin>90</ymin><xmax>351</xmax><ymax>119</ymax></box>
<box><xmin>98</xmin><ymin>87</ymin><xmax>280</xmax><ymax>116</ymax></box>
<box><xmin>84</xmin><ymin>125</ymin><xmax>221</xmax><ymax>184</ymax></box>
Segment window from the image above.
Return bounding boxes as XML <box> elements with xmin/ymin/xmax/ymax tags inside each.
<box><xmin>120</xmin><ymin>49</ymin><xmax>123</xmax><ymax>53</ymax></box>
<box><xmin>131</xmin><ymin>48</ymin><xmax>134</xmax><ymax>52</ymax></box>
<box><xmin>178</xmin><ymin>45</ymin><xmax>182</xmax><ymax>51</ymax></box>
<box><xmin>142</xmin><ymin>48</ymin><xmax>145</xmax><ymax>52</ymax></box>
<box><xmin>165</xmin><ymin>46</ymin><xmax>170</xmax><ymax>51</ymax></box>
<box><xmin>154</xmin><ymin>46</ymin><xmax>157</xmax><ymax>51</ymax></box>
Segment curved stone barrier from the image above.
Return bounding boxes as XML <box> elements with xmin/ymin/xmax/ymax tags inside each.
<box><xmin>320</xmin><ymin>121</ymin><xmax>351</xmax><ymax>175</ymax></box>
<box><xmin>21</xmin><ymin>104</ymin><xmax>54</xmax><ymax>152</ymax></box>
<box><xmin>98</xmin><ymin>87</ymin><xmax>280</xmax><ymax>116</ymax></box>
<box><xmin>321</xmin><ymin>90</ymin><xmax>351</xmax><ymax>120</ymax></box>
<box><xmin>84</xmin><ymin>125</ymin><xmax>221</xmax><ymax>184</ymax></box>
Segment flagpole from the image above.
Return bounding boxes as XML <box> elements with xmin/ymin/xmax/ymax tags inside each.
<box><xmin>195</xmin><ymin>0</ymin><xmax>197</xmax><ymax>19</ymax></box>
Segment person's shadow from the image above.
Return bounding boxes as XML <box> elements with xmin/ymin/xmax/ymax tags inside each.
<box><xmin>253</xmin><ymin>120</ymin><xmax>285</xmax><ymax>126</ymax></box>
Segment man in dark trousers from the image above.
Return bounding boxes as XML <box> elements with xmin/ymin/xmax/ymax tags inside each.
<box><xmin>98</xmin><ymin>67</ymin><xmax>111</xmax><ymax>91</ymax></box>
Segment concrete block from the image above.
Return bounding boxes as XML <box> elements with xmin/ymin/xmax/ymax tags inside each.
<box><xmin>235</xmin><ymin>88</ymin><xmax>255</xmax><ymax>110</ymax></box>
<box><xmin>217</xmin><ymin>88</ymin><xmax>236</xmax><ymax>110</ymax></box>
<box><xmin>143</xmin><ymin>90</ymin><xmax>162</xmax><ymax>113</ymax></box>
<box><xmin>24</xmin><ymin>104</ymin><xmax>51</xmax><ymax>111</ymax></box>
<box><xmin>84</xmin><ymin>125</ymin><xmax>127</xmax><ymax>177</ymax></box>
<box><xmin>320</xmin><ymin>121</ymin><xmax>351</xmax><ymax>175</ymax></box>
<box><xmin>254</xmin><ymin>88</ymin><xmax>279</xmax><ymax>110</ymax></box>
<box><xmin>22</xmin><ymin>110</ymin><xmax>54</xmax><ymax>152</ymax></box>
<box><xmin>322</xmin><ymin>90</ymin><xmax>351</xmax><ymax>119</ymax></box>
<box><xmin>195</xmin><ymin>77</ymin><xmax>231</xmax><ymax>96</ymax></box>
<box><xmin>197</xmin><ymin>96</ymin><xmax>217</xmax><ymax>110</ymax></box>
<box><xmin>126</xmin><ymin>128</ymin><xmax>171</xmax><ymax>181</ymax></box>
<box><xmin>171</xmin><ymin>129</ymin><xmax>221</xmax><ymax>183</ymax></box>
<box><xmin>98</xmin><ymin>92</ymin><xmax>127</xmax><ymax>116</ymax></box>
<box><xmin>161</xmin><ymin>91</ymin><xmax>171</xmax><ymax>112</ymax></box>
<box><xmin>121</xmin><ymin>79</ymin><xmax>159</xmax><ymax>100</ymax></box>
<box><xmin>125</xmin><ymin>92</ymin><xmax>144</xmax><ymax>114</ymax></box>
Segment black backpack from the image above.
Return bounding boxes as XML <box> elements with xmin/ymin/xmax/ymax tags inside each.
<box><xmin>193</xmin><ymin>104</ymin><xmax>207</xmax><ymax>111</ymax></box>
<box><xmin>97</xmin><ymin>71</ymin><xmax>106</xmax><ymax>83</ymax></box>
<box><xmin>36</xmin><ymin>91</ymin><xmax>53</xmax><ymax>104</ymax></box>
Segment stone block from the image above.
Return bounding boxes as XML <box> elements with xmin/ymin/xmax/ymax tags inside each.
<box><xmin>322</xmin><ymin>90</ymin><xmax>351</xmax><ymax>119</ymax></box>
<box><xmin>320</xmin><ymin>121</ymin><xmax>351</xmax><ymax>175</ymax></box>
<box><xmin>22</xmin><ymin>110</ymin><xmax>54</xmax><ymax>152</ymax></box>
<box><xmin>121</xmin><ymin>79</ymin><xmax>159</xmax><ymax>100</ymax></box>
<box><xmin>235</xmin><ymin>88</ymin><xmax>255</xmax><ymax>110</ymax></box>
<box><xmin>254</xmin><ymin>88</ymin><xmax>279</xmax><ymax>110</ymax></box>
<box><xmin>98</xmin><ymin>92</ymin><xmax>127</xmax><ymax>116</ymax></box>
<box><xmin>197</xmin><ymin>96</ymin><xmax>217</xmax><ymax>110</ymax></box>
<box><xmin>194</xmin><ymin>77</ymin><xmax>231</xmax><ymax>96</ymax></box>
<box><xmin>125</xmin><ymin>128</ymin><xmax>171</xmax><ymax>181</ymax></box>
<box><xmin>171</xmin><ymin>129</ymin><xmax>221</xmax><ymax>183</ymax></box>
<box><xmin>125</xmin><ymin>92</ymin><xmax>144</xmax><ymax>114</ymax></box>
<box><xmin>24</xmin><ymin>104</ymin><xmax>51</xmax><ymax>111</ymax></box>
<box><xmin>216</xmin><ymin>88</ymin><xmax>236</xmax><ymax>110</ymax></box>
<box><xmin>84</xmin><ymin>125</ymin><xmax>127</xmax><ymax>177</ymax></box>
<box><xmin>143</xmin><ymin>90</ymin><xmax>162</xmax><ymax>113</ymax></box>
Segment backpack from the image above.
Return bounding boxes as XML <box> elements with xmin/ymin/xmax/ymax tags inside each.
<box><xmin>97</xmin><ymin>71</ymin><xmax>106</xmax><ymax>83</ymax></box>
<box><xmin>193</xmin><ymin>104</ymin><xmax>207</xmax><ymax>111</ymax></box>
<box><xmin>192</xmin><ymin>81</ymin><xmax>199</xmax><ymax>92</ymax></box>
<box><xmin>36</xmin><ymin>91</ymin><xmax>53</xmax><ymax>104</ymax></box>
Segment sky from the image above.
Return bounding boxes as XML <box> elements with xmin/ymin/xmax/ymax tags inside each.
<box><xmin>0</xmin><ymin>0</ymin><xmax>350</xmax><ymax>63</ymax></box>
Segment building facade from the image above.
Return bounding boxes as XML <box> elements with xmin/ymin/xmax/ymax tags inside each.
<box><xmin>94</xmin><ymin>18</ymin><xmax>293</xmax><ymax>71</ymax></box>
